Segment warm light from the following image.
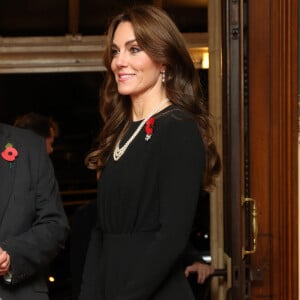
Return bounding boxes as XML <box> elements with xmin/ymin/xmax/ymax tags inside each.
<box><xmin>48</xmin><ymin>276</ymin><xmax>55</xmax><ymax>283</ymax></box>
<box><xmin>201</xmin><ymin>52</ymin><xmax>209</xmax><ymax>69</ymax></box>
<box><xmin>188</xmin><ymin>47</ymin><xmax>209</xmax><ymax>69</ymax></box>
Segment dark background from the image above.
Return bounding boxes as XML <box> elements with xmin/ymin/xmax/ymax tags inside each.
<box><xmin>0</xmin><ymin>0</ymin><xmax>207</xmax><ymax>37</ymax></box>
<box><xmin>1</xmin><ymin>72</ymin><xmax>103</xmax><ymax>191</ymax></box>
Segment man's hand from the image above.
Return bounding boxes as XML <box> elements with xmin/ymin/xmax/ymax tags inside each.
<box><xmin>184</xmin><ymin>261</ymin><xmax>214</xmax><ymax>284</ymax></box>
<box><xmin>0</xmin><ymin>247</ymin><xmax>11</xmax><ymax>275</ymax></box>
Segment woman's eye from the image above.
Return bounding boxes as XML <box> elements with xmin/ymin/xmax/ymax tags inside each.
<box><xmin>111</xmin><ymin>48</ymin><xmax>119</xmax><ymax>56</ymax></box>
<box><xmin>130</xmin><ymin>46</ymin><xmax>141</xmax><ymax>54</ymax></box>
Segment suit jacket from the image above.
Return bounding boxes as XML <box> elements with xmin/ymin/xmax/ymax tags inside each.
<box><xmin>0</xmin><ymin>123</ymin><xmax>69</xmax><ymax>300</ymax></box>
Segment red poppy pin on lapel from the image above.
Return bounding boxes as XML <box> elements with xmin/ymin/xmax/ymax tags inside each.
<box><xmin>1</xmin><ymin>143</ymin><xmax>18</xmax><ymax>167</ymax></box>
<box><xmin>145</xmin><ymin>117</ymin><xmax>155</xmax><ymax>141</ymax></box>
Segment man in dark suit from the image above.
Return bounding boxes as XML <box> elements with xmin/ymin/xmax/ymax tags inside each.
<box><xmin>0</xmin><ymin>122</ymin><xmax>69</xmax><ymax>300</ymax></box>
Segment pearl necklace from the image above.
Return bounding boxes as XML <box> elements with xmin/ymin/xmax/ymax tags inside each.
<box><xmin>113</xmin><ymin>98</ymin><xmax>169</xmax><ymax>161</ymax></box>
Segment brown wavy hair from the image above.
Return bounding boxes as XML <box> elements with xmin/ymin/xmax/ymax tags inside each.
<box><xmin>85</xmin><ymin>4</ymin><xmax>221</xmax><ymax>191</ymax></box>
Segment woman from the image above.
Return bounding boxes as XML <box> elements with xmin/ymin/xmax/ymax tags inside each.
<box><xmin>80</xmin><ymin>4</ymin><xmax>221</xmax><ymax>300</ymax></box>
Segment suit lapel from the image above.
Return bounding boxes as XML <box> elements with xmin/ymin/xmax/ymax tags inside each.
<box><xmin>0</xmin><ymin>124</ymin><xmax>18</xmax><ymax>227</ymax></box>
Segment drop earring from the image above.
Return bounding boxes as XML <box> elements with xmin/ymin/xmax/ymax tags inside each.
<box><xmin>162</xmin><ymin>70</ymin><xmax>166</xmax><ymax>83</ymax></box>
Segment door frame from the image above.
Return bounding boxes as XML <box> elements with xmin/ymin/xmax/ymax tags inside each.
<box><xmin>221</xmin><ymin>0</ymin><xmax>249</xmax><ymax>298</ymax></box>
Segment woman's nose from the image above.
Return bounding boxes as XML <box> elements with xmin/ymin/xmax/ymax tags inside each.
<box><xmin>115</xmin><ymin>51</ymin><xmax>128</xmax><ymax>67</ymax></box>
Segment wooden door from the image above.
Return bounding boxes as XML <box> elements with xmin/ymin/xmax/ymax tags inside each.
<box><xmin>248</xmin><ymin>0</ymin><xmax>298</xmax><ymax>299</ymax></box>
<box><xmin>217</xmin><ymin>0</ymin><xmax>298</xmax><ymax>299</ymax></box>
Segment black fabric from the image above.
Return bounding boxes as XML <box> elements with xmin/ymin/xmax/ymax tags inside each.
<box><xmin>80</xmin><ymin>106</ymin><xmax>206</xmax><ymax>300</ymax></box>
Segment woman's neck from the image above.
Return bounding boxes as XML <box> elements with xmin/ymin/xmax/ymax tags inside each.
<box><xmin>131</xmin><ymin>96</ymin><xmax>170</xmax><ymax>121</ymax></box>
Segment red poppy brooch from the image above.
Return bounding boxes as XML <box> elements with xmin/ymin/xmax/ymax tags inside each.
<box><xmin>1</xmin><ymin>143</ymin><xmax>18</xmax><ymax>164</ymax></box>
<box><xmin>145</xmin><ymin>117</ymin><xmax>155</xmax><ymax>141</ymax></box>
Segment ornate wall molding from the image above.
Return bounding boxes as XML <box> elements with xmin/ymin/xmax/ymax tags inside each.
<box><xmin>0</xmin><ymin>33</ymin><xmax>208</xmax><ymax>73</ymax></box>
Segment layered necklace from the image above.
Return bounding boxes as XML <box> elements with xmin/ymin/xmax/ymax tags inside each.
<box><xmin>113</xmin><ymin>98</ymin><xmax>169</xmax><ymax>161</ymax></box>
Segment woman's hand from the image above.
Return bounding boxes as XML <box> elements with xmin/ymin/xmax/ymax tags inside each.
<box><xmin>184</xmin><ymin>261</ymin><xmax>214</xmax><ymax>284</ymax></box>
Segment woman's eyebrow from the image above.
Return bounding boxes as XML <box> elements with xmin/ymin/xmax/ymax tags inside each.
<box><xmin>112</xmin><ymin>39</ymin><xmax>137</xmax><ymax>48</ymax></box>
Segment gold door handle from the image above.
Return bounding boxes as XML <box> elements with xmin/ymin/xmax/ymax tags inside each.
<box><xmin>241</xmin><ymin>197</ymin><xmax>258</xmax><ymax>258</ymax></box>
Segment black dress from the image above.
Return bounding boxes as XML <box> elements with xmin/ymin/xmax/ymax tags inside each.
<box><xmin>79</xmin><ymin>105</ymin><xmax>206</xmax><ymax>300</ymax></box>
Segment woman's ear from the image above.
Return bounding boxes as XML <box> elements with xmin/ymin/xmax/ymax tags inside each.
<box><xmin>160</xmin><ymin>64</ymin><xmax>166</xmax><ymax>73</ymax></box>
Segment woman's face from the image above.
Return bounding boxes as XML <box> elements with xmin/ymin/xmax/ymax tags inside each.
<box><xmin>111</xmin><ymin>21</ymin><xmax>163</xmax><ymax>99</ymax></box>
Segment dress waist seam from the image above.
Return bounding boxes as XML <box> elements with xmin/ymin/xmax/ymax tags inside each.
<box><xmin>103</xmin><ymin>231</ymin><xmax>156</xmax><ymax>239</ymax></box>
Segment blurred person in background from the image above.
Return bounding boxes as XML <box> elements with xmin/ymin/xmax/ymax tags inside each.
<box><xmin>0</xmin><ymin>121</ymin><xmax>69</xmax><ymax>300</ymax></box>
<box><xmin>14</xmin><ymin>112</ymin><xmax>59</xmax><ymax>155</ymax></box>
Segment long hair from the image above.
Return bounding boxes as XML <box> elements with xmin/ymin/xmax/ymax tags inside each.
<box><xmin>85</xmin><ymin>4</ymin><xmax>221</xmax><ymax>191</ymax></box>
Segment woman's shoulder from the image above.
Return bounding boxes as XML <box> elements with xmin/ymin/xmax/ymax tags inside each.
<box><xmin>154</xmin><ymin>105</ymin><xmax>203</xmax><ymax>152</ymax></box>
<box><xmin>156</xmin><ymin>105</ymin><xmax>198</xmax><ymax>132</ymax></box>
<box><xmin>155</xmin><ymin>105</ymin><xmax>205</xmax><ymax>159</ymax></box>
